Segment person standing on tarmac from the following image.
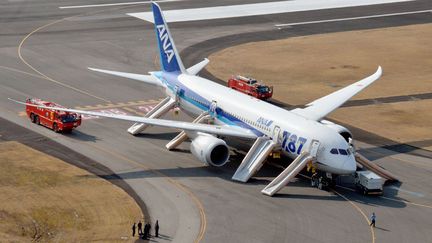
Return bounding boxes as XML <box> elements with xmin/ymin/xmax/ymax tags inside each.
<box><xmin>137</xmin><ymin>221</ymin><xmax>143</xmax><ymax>235</ymax></box>
<box><xmin>370</xmin><ymin>212</ymin><xmax>376</xmax><ymax>227</ymax></box>
<box><xmin>147</xmin><ymin>223</ymin><xmax>152</xmax><ymax>238</ymax></box>
<box><xmin>143</xmin><ymin>223</ymin><xmax>147</xmax><ymax>239</ymax></box>
<box><xmin>132</xmin><ymin>222</ymin><xmax>136</xmax><ymax>237</ymax></box>
<box><xmin>155</xmin><ymin>220</ymin><xmax>159</xmax><ymax>237</ymax></box>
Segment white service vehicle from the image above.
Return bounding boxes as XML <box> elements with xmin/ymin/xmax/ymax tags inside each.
<box><xmin>355</xmin><ymin>170</ymin><xmax>384</xmax><ymax>195</ymax></box>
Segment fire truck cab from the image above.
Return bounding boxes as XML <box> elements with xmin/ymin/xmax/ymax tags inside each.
<box><xmin>25</xmin><ymin>98</ymin><xmax>81</xmax><ymax>133</ymax></box>
<box><xmin>228</xmin><ymin>75</ymin><xmax>273</xmax><ymax>100</ymax></box>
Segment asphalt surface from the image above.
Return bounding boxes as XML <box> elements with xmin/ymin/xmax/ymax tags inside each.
<box><xmin>1</xmin><ymin>1</ymin><xmax>431</xmax><ymax>242</ymax></box>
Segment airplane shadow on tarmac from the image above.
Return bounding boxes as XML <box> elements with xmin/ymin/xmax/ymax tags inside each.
<box><xmin>73</xmin><ymin>131</ymin><xmax>407</xmax><ymax>208</ymax></box>
<box><xmin>334</xmin><ymin>181</ymin><xmax>406</xmax><ymax>209</ymax></box>
<box><xmin>357</xmin><ymin>139</ymin><xmax>432</xmax><ymax>161</ymax></box>
<box><xmin>79</xmin><ymin>159</ymin><xmax>407</xmax><ymax>208</ymax></box>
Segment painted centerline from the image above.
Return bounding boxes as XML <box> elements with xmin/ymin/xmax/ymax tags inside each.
<box><xmin>275</xmin><ymin>9</ymin><xmax>432</xmax><ymax>27</ymax></box>
<box><xmin>127</xmin><ymin>0</ymin><xmax>414</xmax><ymax>23</ymax></box>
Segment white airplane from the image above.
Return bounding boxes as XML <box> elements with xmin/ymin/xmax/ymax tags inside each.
<box><xmin>11</xmin><ymin>3</ymin><xmax>383</xmax><ymax>196</ymax></box>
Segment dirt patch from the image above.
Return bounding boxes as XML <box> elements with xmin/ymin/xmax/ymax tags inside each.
<box><xmin>0</xmin><ymin>141</ymin><xmax>143</xmax><ymax>242</ymax></box>
<box><xmin>207</xmin><ymin>23</ymin><xmax>432</xmax><ymax>148</ymax></box>
<box><xmin>332</xmin><ymin>100</ymin><xmax>432</xmax><ymax>151</ymax></box>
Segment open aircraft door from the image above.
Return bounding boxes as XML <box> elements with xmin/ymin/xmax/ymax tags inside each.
<box><xmin>272</xmin><ymin>125</ymin><xmax>281</xmax><ymax>143</ymax></box>
<box><xmin>209</xmin><ymin>100</ymin><xmax>217</xmax><ymax>118</ymax></box>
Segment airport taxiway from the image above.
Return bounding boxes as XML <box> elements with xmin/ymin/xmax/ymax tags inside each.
<box><xmin>1</xmin><ymin>0</ymin><xmax>431</xmax><ymax>242</ymax></box>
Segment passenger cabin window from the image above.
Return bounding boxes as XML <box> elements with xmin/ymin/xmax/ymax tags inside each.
<box><xmin>338</xmin><ymin>149</ymin><xmax>348</xmax><ymax>155</ymax></box>
<box><xmin>330</xmin><ymin>148</ymin><xmax>339</xmax><ymax>154</ymax></box>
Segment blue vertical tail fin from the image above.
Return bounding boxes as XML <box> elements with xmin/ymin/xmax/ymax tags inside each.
<box><xmin>152</xmin><ymin>2</ymin><xmax>186</xmax><ymax>73</ymax></box>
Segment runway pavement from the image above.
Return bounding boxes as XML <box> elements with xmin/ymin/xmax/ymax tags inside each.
<box><xmin>1</xmin><ymin>0</ymin><xmax>431</xmax><ymax>242</ymax></box>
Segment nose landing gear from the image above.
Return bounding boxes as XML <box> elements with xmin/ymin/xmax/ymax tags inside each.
<box><xmin>311</xmin><ymin>172</ymin><xmax>336</xmax><ymax>190</ymax></box>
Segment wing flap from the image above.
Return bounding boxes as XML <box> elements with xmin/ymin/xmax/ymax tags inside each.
<box><xmin>291</xmin><ymin>66</ymin><xmax>382</xmax><ymax>121</ymax></box>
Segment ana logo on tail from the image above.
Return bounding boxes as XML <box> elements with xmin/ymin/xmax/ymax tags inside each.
<box><xmin>157</xmin><ymin>24</ymin><xmax>174</xmax><ymax>63</ymax></box>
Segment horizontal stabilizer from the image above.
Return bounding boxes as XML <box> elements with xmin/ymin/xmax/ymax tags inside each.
<box><xmin>187</xmin><ymin>58</ymin><xmax>209</xmax><ymax>75</ymax></box>
<box><xmin>88</xmin><ymin>67</ymin><xmax>162</xmax><ymax>87</ymax></box>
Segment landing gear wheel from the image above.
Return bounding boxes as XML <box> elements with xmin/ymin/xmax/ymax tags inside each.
<box><xmin>317</xmin><ymin>179</ymin><xmax>323</xmax><ymax>190</ymax></box>
<box><xmin>311</xmin><ymin>174</ymin><xmax>317</xmax><ymax>187</ymax></box>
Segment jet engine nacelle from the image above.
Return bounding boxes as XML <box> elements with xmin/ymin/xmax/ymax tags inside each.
<box><xmin>190</xmin><ymin>134</ymin><xmax>230</xmax><ymax>167</ymax></box>
<box><xmin>320</xmin><ymin>120</ymin><xmax>353</xmax><ymax>142</ymax></box>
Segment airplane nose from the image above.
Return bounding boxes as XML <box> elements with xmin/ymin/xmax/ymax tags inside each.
<box><xmin>342</xmin><ymin>157</ymin><xmax>357</xmax><ymax>174</ymax></box>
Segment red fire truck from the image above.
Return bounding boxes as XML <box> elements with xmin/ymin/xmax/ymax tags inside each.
<box><xmin>228</xmin><ymin>75</ymin><xmax>273</xmax><ymax>100</ymax></box>
<box><xmin>25</xmin><ymin>98</ymin><xmax>81</xmax><ymax>133</ymax></box>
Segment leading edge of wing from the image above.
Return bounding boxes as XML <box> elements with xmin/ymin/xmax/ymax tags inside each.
<box><xmin>9</xmin><ymin>99</ymin><xmax>257</xmax><ymax>139</ymax></box>
<box><xmin>291</xmin><ymin>66</ymin><xmax>382</xmax><ymax>121</ymax></box>
<box><xmin>88</xmin><ymin>67</ymin><xmax>163</xmax><ymax>87</ymax></box>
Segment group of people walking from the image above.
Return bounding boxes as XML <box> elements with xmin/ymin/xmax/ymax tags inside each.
<box><xmin>132</xmin><ymin>220</ymin><xmax>159</xmax><ymax>239</ymax></box>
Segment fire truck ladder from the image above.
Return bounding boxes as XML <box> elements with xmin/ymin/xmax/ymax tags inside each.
<box><xmin>127</xmin><ymin>97</ymin><xmax>176</xmax><ymax>135</ymax></box>
<box><xmin>165</xmin><ymin>111</ymin><xmax>210</xmax><ymax>150</ymax></box>
<box><xmin>232</xmin><ymin>137</ymin><xmax>277</xmax><ymax>182</ymax></box>
<box><xmin>355</xmin><ymin>152</ymin><xmax>399</xmax><ymax>181</ymax></box>
<box><xmin>261</xmin><ymin>140</ymin><xmax>320</xmax><ymax>197</ymax></box>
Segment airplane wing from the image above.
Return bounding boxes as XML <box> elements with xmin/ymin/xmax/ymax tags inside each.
<box><xmin>10</xmin><ymin>99</ymin><xmax>258</xmax><ymax>139</ymax></box>
<box><xmin>88</xmin><ymin>67</ymin><xmax>163</xmax><ymax>87</ymax></box>
<box><xmin>291</xmin><ymin>66</ymin><xmax>382</xmax><ymax>121</ymax></box>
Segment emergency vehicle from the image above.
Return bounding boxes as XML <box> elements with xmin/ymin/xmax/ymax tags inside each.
<box><xmin>228</xmin><ymin>75</ymin><xmax>273</xmax><ymax>100</ymax></box>
<box><xmin>25</xmin><ymin>98</ymin><xmax>81</xmax><ymax>132</ymax></box>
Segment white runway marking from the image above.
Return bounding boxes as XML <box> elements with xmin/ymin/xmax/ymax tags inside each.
<box><xmin>59</xmin><ymin>0</ymin><xmax>181</xmax><ymax>9</ymax></box>
<box><xmin>275</xmin><ymin>9</ymin><xmax>432</xmax><ymax>27</ymax></box>
<box><xmin>127</xmin><ymin>0</ymin><xmax>414</xmax><ymax>23</ymax></box>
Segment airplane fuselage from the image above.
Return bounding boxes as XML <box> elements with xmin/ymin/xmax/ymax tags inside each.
<box><xmin>156</xmin><ymin>71</ymin><xmax>357</xmax><ymax>175</ymax></box>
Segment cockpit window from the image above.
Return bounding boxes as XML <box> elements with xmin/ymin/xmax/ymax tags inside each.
<box><xmin>338</xmin><ymin>149</ymin><xmax>348</xmax><ymax>155</ymax></box>
<box><xmin>330</xmin><ymin>148</ymin><xmax>339</xmax><ymax>154</ymax></box>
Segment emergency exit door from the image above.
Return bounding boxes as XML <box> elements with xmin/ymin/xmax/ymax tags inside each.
<box><xmin>272</xmin><ymin>126</ymin><xmax>281</xmax><ymax>143</ymax></box>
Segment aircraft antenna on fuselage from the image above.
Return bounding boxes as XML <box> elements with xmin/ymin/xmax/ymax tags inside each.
<box><xmin>152</xmin><ymin>2</ymin><xmax>186</xmax><ymax>73</ymax></box>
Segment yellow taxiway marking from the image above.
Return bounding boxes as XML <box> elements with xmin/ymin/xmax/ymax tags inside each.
<box><xmin>86</xmin><ymin>143</ymin><xmax>207</xmax><ymax>243</ymax></box>
<box><xmin>381</xmin><ymin>196</ymin><xmax>432</xmax><ymax>209</ymax></box>
<box><xmin>332</xmin><ymin>189</ymin><xmax>376</xmax><ymax>243</ymax></box>
<box><xmin>18</xmin><ymin>20</ymin><xmax>111</xmax><ymax>103</ymax></box>
<box><xmin>16</xmin><ymin>7</ymin><xmax>206</xmax><ymax>242</ymax></box>
<box><xmin>284</xmin><ymin>171</ymin><xmax>375</xmax><ymax>243</ymax></box>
